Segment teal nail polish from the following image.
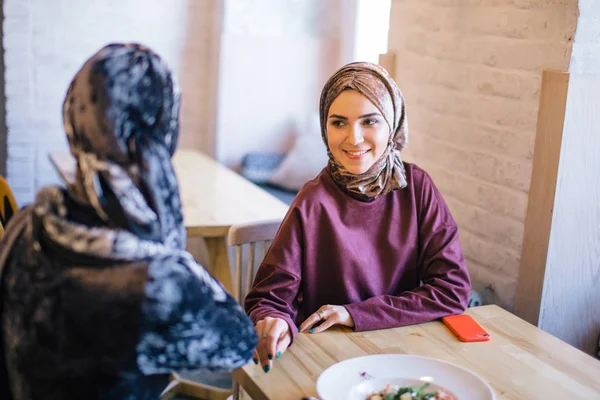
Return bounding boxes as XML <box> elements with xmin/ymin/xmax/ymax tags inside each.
<box><xmin>268</xmin><ymin>354</ymin><xmax>273</xmax><ymax>360</ymax></box>
<box><xmin>264</xmin><ymin>365</ymin><xmax>270</xmax><ymax>373</ymax></box>
<box><xmin>309</xmin><ymin>329</ymin><xmax>315</xmax><ymax>333</ymax></box>
<box><xmin>298</xmin><ymin>326</ymin><xmax>301</xmax><ymax>332</ymax></box>
<box><xmin>277</xmin><ymin>351</ymin><xmax>281</xmax><ymax>358</ymax></box>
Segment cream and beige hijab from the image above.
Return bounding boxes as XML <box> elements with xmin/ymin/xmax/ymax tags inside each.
<box><xmin>319</xmin><ymin>62</ymin><xmax>408</xmax><ymax>201</ymax></box>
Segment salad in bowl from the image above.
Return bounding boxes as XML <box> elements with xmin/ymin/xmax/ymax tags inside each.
<box><xmin>366</xmin><ymin>382</ymin><xmax>456</xmax><ymax>400</ymax></box>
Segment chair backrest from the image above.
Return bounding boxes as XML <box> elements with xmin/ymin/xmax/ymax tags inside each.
<box><xmin>227</xmin><ymin>219</ymin><xmax>282</xmax><ymax>302</ymax></box>
<box><xmin>0</xmin><ymin>176</ymin><xmax>17</xmax><ymax>230</ymax></box>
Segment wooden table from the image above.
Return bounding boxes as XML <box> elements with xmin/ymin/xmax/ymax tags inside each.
<box><xmin>233</xmin><ymin>305</ymin><xmax>600</xmax><ymax>400</ymax></box>
<box><xmin>48</xmin><ymin>149</ymin><xmax>289</xmax><ymax>291</ymax></box>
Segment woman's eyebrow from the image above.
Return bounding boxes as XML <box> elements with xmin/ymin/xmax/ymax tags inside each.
<box><xmin>328</xmin><ymin>112</ymin><xmax>381</xmax><ymax>120</ymax></box>
<box><xmin>359</xmin><ymin>112</ymin><xmax>381</xmax><ymax>118</ymax></box>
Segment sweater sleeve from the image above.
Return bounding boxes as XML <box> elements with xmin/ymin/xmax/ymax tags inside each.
<box><xmin>344</xmin><ymin>172</ymin><xmax>471</xmax><ymax>332</ymax></box>
<box><xmin>244</xmin><ymin>206</ymin><xmax>303</xmax><ymax>343</ymax></box>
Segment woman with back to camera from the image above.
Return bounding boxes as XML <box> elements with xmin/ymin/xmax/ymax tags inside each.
<box><xmin>245</xmin><ymin>62</ymin><xmax>471</xmax><ymax>373</ymax></box>
<box><xmin>0</xmin><ymin>43</ymin><xmax>257</xmax><ymax>400</ymax></box>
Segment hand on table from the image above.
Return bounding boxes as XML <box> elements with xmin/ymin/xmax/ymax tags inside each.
<box><xmin>299</xmin><ymin>305</ymin><xmax>355</xmax><ymax>334</ymax></box>
<box><xmin>254</xmin><ymin>317</ymin><xmax>292</xmax><ymax>373</ymax></box>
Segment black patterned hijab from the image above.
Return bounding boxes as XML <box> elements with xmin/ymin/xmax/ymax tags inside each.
<box><xmin>59</xmin><ymin>43</ymin><xmax>186</xmax><ymax>251</ymax></box>
<box><xmin>320</xmin><ymin>62</ymin><xmax>408</xmax><ymax>200</ymax></box>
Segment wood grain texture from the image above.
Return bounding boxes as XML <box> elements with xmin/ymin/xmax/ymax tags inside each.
<box><xmin>233</xmin><ymin>305</ymin><xmax>600</xmax><ymax>400</ymax></box>
<box><xmin>205</xmin><ymin>237</ymin><xmax>233</xmax><ymax>292</ymax></box>
<box><xmin>514</xmin><ymin>70</ymin><xmax>570</xmax><ymax>325</ymax></box>
<box><xmin>539</xmin><ymin>72</ymin><xmax>600</xmax><ymax>355</ymax></box>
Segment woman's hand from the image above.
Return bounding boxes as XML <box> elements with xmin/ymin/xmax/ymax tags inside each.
<box><xmin>299</xmin><ymin>305</ymin><xmax>355</xmax><ymax>334</ymax></box>
<box><xmin>254</xmin><ymin>317</ymin><xmax>292</xmax><ymax>373</ymax></box>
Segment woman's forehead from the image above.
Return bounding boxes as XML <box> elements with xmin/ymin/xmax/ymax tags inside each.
<box><xmin>328</xmin><ymin>90</ymin><xmax>380</xmax><ymax>115</ymax></box>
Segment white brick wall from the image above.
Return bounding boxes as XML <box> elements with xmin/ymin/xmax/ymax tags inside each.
<box><xmin>3</xmin><ymin>0</ymin><xmax>219</xmax><ymax>206</ymax></box>
<box><xmin>388</xmin><ymin>0</ymin><xmax>579</xmax><ymax>309</ymax></box>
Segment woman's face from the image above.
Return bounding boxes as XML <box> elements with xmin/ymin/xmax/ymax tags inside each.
<box><xmin>326</xmin><ymin>90</ymin><xmax>390</xmax><ymax>175</ymax></box>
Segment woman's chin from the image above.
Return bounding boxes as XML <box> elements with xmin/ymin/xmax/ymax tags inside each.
<box><xmin>342</xmin><ymin>164</ymin><xmax>371</xmax><ymax>175</ymax></box>
<box><xmin>334</xmin><ymin>155</ymin><xmax>376</xmax><ymax>175</ymax></box>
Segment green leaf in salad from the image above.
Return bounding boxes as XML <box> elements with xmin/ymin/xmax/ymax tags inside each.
<box><xmin>392</xmin><ymin>383</ymin><xmax>433</xmax><ymax>399</ymax></box>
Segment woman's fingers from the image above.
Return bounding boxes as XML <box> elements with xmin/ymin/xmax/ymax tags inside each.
<box><xmin>299</xmin><ymin>306</ymin><xmax>329</xmax><ymax>332</ymax></box>
<box><xmin>256</xmin><ymin>318</ymin><xmax>288</xmax><ymax>373</ymax></box>
<box><xmin>299</xmin><ymin>312</ymin><xmax>320</xmax><ymax>333</ymax></box>
<box><xmin>254</xmin><ymin>319</ymin><xmax>267</xmax><ymax>365</ymax></box>
<box><xmin>299</xmin><ymin>305</ymin><xmax>355</xmax><ymax>334</ymax></box>
<box><xmin>308</xmin><ymin>314</ymin><xmax>338</xmax><ymax>333</ymax></box>
<box><xmin>275</xmin><ymin>328</ymin><xmax>292</xmax><ymax>359</ymax></box>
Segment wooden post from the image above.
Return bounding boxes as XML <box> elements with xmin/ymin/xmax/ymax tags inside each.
<box><xmin>514</xmin><ymin>70</ymin><xmax>570</xmax><ymax>325</ymax></box>
<box><xmin>378</xmin><ymin>52</ymin><xmax>396</xmax><ymax>76</ymax></box>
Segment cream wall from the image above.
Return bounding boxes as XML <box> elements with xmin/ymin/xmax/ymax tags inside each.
<box><xmin>215</xmin><ymin>0</ymin><xmax>344</xmax><ymax>169</ymax></box>
<box><xmin>387</xmin><ymin>0</ymin><xmax>579</xmax><ymax>309</ymax></box>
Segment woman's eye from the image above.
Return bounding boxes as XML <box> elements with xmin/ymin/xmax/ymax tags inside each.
<box><xmin>363</xmin><ymin>118</ymin><xmax>379</xmax><ymax>126</ymax></box>
<box><xmin>331</xmin><ymin>120</ymin><xmax>345</xmax><ymax>127</ymax></box>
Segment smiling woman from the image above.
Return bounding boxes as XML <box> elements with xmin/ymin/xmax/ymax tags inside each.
<box><xmin>244</xmin><ymin>62</ymin><xmax>471</xmax><ymax>375</ymax></box>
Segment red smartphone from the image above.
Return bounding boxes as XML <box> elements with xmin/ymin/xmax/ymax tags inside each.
<box><xmin>442</xmin><ymin>314</ymin><xmax>490</xmax><ymax>342</ymax></box>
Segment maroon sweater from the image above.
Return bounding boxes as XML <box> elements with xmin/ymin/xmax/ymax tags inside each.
<box><xmin>245</xmin><ymin>163</ymin><xmax>471</xmax><ymax>342</ymax></box>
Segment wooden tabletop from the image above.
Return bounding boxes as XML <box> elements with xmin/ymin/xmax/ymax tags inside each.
<box><xmin>48</xmin><ymin>150</ymin><xmax>290</xmax><ymax>237</ymax></box>
<box><xmin>233</xmin><ymin>305</ymin><xmax>600</xmax><ymax>400</ymax></box>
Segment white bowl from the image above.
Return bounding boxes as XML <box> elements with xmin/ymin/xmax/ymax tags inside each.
<box><xmin>316</xmin><ymin>354</ymin><xmax>494</xmax><ymax>400</ymax></box>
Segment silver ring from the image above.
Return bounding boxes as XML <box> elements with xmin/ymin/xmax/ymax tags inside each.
<box><xmin>317</xmin><ymin>310</ymin><xmax>325</xmax><ymax>320</ymax></box>
<box><xmin>262</xmin><ymin>332</ymin><xmax>268</xmax><ymax>338</ymax></box>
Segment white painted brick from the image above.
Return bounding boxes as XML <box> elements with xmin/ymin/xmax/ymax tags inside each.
<box><xmin>426</xmin><ymin>0</ymin><xmax>578</xmax><ymax>10</ymax></box>
<box><xmin>402</xmin><ymin>30</ymin><xmax>572</xmax><ymax>73</ymax></box>
<box><xmin>4</xmin><ymin>0</ymin><xmax>218</xmax><ymax>204</ymax></box>
<box><xmin>421</xmin><ymin>113</ymin><xmax>534</xmax><ymax>161</ymax></box>
<box><xmin>3</xmin><ymin>17</ymin><xmax>31</xmax><ymax>37</ymax></box>
<box><xmin>7</xmin><ymin>160</ymin><xmax>34</xmax><ymax>190</ymax></box>
<box><xmin>400</xmin><ymin>55</ymin><xmax>542</xmax><ymax>101</ymax></box>
<box><xmin>397</xmin><ymin>2</ymin><xmax>571</xmax><ymax>41</ymax></box>
<box><xmin>420</xmin><ymin>162</ymin><xmax>528</xmax><ymax>222</ymax></box>
<box><xmin>461</xmin><ymin>230</ymin><xmax>520</xmax><ymax>282</ymax></box>
<box><xmin>408</xmin><ymin>86</ymin><xmax>539</xmax><ymax>132</ymax></box>
<box><xmin>467</xmin><ymin>257</ymin><xmax>516</xmax><ymax>311</ymax></box>
<box><xmin>4</xmin><ymin>0</ymin><xmax>31</xmax><ymax>18</ymax></box>
<box><xmin>408</xmin><ymin>135</ymin><xmax>533</xmax><ymax>192</ymax></box>
<box><xmin>445</xmin><ymin>196</ymin><xmax>525</xmax><ymax>253</ymax></box>
<box><xmin>389</xmin><ymin>0</ymin><xmax>578</xmax><ymax>307</ymax></box>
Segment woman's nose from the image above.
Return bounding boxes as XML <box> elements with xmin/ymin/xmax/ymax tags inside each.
<box><xmin>347</xmin><ymin>126</ymin><xmax>364</xmax><ymax>145</ymax></box>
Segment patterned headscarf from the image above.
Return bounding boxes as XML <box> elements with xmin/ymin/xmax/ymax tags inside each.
<box><xmin>62</xmin><ymin>43</ymin><xmax>185</xmax><ymax>249</ymax></box>
<box><xmin>0</xmin><ymin>44</ymin><xmax>254</xmax><ymax>392</ymax></box>
<box><xmin>319</xmin><ymin>62</ymin><xmax>408</xmax><ymax>200</ymax></box>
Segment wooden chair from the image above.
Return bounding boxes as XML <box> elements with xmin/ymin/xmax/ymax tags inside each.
<box><xmin>161</xmin><ymin>219</ymin><xmax>282</xmax><ymax>400</ymax></box>
<box><xmin>0</xmin><ymin>176</ymin><xmax>18</xmax><ymax>236</ymax></box>
<box><xmin>228</xmin><ymin>219</ymin><xmax>282</xmax><ymax>400</ymax></box>
<box><xmin>160</xmin><ymin>371</ymin><xmax>232</xmax><ymax>400</ymax></box>
<box><xmin>228</xmin><ymin>219</ymin><xmax>282</xmax><ymax>303</ymax></box>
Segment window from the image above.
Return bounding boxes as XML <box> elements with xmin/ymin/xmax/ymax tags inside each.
<box><xmin>353</xmin><ymin>0</ymin><xmax>392</xmax><ymax>63</ymax></box>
